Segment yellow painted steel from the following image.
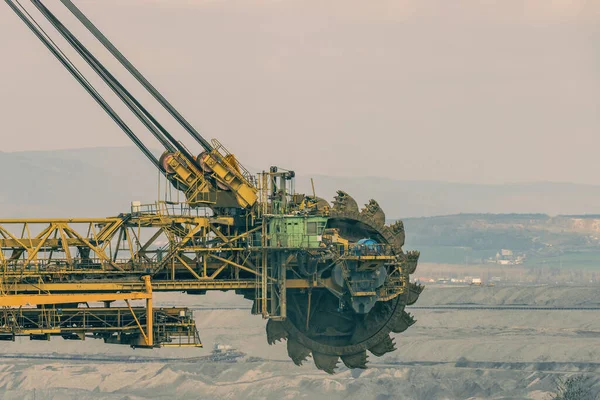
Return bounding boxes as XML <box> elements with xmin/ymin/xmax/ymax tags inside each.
<box><xmin>144</xmin><ymin>275</ymin><xmax>153</xmax><ymax>346</ymax></box>
<box><xmin>204</xmin><ymin>152</ymin><xmax>257</xmax><ymax>208</ymax></box>
<box><xmin>0</xmin><ymin>306</ymin><xmax>202</xmax><ymax>347</ymax></box>
<box><xmin>0</xmin><ymin>218</ymin><xmax>118</xmax><ymax>223</ymax></box>
<box><xmin>0</xmin><ymin>291</ymin><xmax>150</xmax><ymax>307</ymax></box>
<box><xmin>0</xmin><ymin>203</ymin><xmax>311</xmax><ymax>336</ymax></box>
<box><xmin>5</xmin><ymin>279</ymin><xmax>311</xmax><ymax>293</ymax></box>
<box><xmin>0</xmin><ymin>275</ymin><xmax>159</xmax><ymax>347</ymax></box>
<box><xmin>162</xmin><ymin>142</ymin><xmax>257</xmax><ymax>208</ymax></box>
<box><xmin>126</xmin><ymin>299</ymin><xmax>150</xmax><ymax>346</ymax></box>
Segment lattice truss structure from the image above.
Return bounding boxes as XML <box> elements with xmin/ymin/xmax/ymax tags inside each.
<box><xmin>2</xmin><ymin>0</ymin><xmax>423</xmax><ymax>372</ymax></box>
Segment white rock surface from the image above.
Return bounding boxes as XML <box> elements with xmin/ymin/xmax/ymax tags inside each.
<box><xmin>0</xmin><ymin>286</ymin><xmax>598</xmax><ymax>399</ymax></box>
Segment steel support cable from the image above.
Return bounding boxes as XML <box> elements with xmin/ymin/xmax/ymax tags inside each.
<box><xmin>15</xmin><ymin>0</ymin><xmax>87</xmax><ymax>95</ymax></box>
<box><xmin>32</xmin><ymin>0</ymin><xmax>203</xmax><ymax>168</ymax></box>
<box><xmin>8</xmin><ymin>0</ymin><xmax>161</xmax><ymax>170</ymax></box>
<box><xmin>4</xmin><ymin>0</ymin><xmax>162</xmax><ymax>171</ymax></box>
<box><xmin>59</xmin><ymin>0</ymin><xmax>214</xmax><ymax>152</ymax></box>
<box><xmin>30</xmin><ymin>0</ymin><xmax>179</xmax><ymax>155</ymax></box>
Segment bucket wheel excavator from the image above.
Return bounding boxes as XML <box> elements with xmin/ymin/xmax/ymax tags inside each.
<box><xmin>266</xmin><ymin>193</ymin><xmax>422</xmax><ymax>372</ymax></box>
<box><xmin>3</xmin><ymin>0</ymin><xmax>422</xmax><ymax>373</ymax></box>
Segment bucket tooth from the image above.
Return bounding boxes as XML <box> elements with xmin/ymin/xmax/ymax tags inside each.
<box><xmin>389</xmin><ymin>220</ymin><xmax>406</xmax><ymax>250</ymax></box>
<box><xmin>390</xmin><ymin>311</ymin><xmax>416</xmax><ymax>333</ymax></box>
<box><xmin>312</xmin><ymin>352</ymin><xmax>339</xmax><ymax>374</ymax></box>
<box><xmin>407</xmin><ymin>282</ymin><xmax>424</xmax><ymax>305</ymax></box>
<box><xmin>287</xmin><ymin>338</ymin><xmax>311</xmax><ymax>366</ymax></box>
<box><xmin>360</xmin><ymin>199</ymin><xmax>386</xmax><ymax>227</ymax></box>
<box><xmin>404</xmin><ymin>250</ymin><xmax>420</xmax><ymax>274</ymax></box>
<box><xmin>369</xmin><ymin>334</ymin><xmax>396</xmax><ymax>357</ymax></box>
<box><xmin>341</xmin><ymin>351</ymin><xmax>368</xmax><ymax>370</ymax></box>
<box><xmin>331</xmin><ymin>191</ymin><xmax>359</xmax><ymax>215</ymax></box>
<box><xmin>266</xmin><ymin>320</ymin><xmax>288</xmax><ymax>345</ymax></box>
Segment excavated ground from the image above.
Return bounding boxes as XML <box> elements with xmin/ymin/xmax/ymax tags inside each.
<box><xmin>0</xmin><ymin>286</ymin><xmax>599</xmax><ymax>399</ymax></box>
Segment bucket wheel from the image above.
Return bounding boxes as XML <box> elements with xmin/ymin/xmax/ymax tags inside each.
<box><xmin>266</xmin><ymin>191</ymin><xmax>422</xmax><ymax>373</ymax></box>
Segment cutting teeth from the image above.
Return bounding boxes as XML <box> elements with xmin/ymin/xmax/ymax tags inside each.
<box><xmin>388</xmin><ymin>220</ymin><xmax>406</xmax><ymax>250</ymax></box>
<box><xmin>390</xmin><ymin>311</ymin><xmax>416</xmax><ymax>333</ymax></box>
<box><xmin>287</xmin><ymin>339</ymin><xmax>311</xmax><ymax>366</ymax></box>
<box><xmin>266</xmin><ymin>320</ymin><xmax>288</xmax><ymax>345</ymax></box>
<box><xmin>368</xmin><ymin>334</ymin><xmax>396</xmax><ymax>357</ymax></box>
<box><xmin>331</xmin><ymin>190</ymin><xmax>359</xmax><ymax>215</ymax></box>
<box><xmin>312</xmin><ymin>352</ymin><xmax>340</xmax><ymax>374</ymax></box>
<box><xmin>390</xmin><ymin>220</ymin><xmax>404</xmax><ymax>235</ymax></box>
<box><xmin>341</xmin><ymin>351</ymin><xmax>368</xmax><ymax>370</ymax></box>
<box><xmin>263</xmin><ymin>188</ymin><xmax>422</xmax><ymax>373</ymax></box>
<box><xmin>360</xmin><ymin>199</ymin><xmax>386</xmax><ymax>228</ymax></box>
<box><xmin>404</xmin><ymin>250</ymin><xmax>420</xmax><ymax>274</ymax></box>
<box><xmin>407</xmin><ymin>282</ymin><xmax>424</xmax><ymax>306</ymax></box>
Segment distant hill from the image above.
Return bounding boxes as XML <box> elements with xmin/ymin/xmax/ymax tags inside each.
<box><xmin>404</xmin><ymin>213</ymin><xmax>600</xmax><ymax>249</ymax></box>
<box><xmin>402</xmin><ymin>213</ymin><xmax>600</xmax><ymax>267</ymax></box>
<box><xmin>4</xmin><ymin>147</ymin><xmax>600</xmax><ymax>218</ymax></box>
<box><xmin>0</xmin><ymin>147</ymin><xmax>157</xmax><ymax>218</ymax></box>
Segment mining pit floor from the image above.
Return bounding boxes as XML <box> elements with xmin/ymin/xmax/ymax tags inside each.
<box><xmin>1</xmin><ymin>285</ymin><xmax>599</xmax><ymax>400</ymax></box>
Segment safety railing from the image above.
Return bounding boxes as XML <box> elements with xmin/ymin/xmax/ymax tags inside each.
<box><xmin>210</xmin><ymin>139</ymin><xmax>257</xmax><ymax>187</ymax></box>
<box><xmin>345</xmin><ymin>243</ymin><xmax>394</xmax><ymax>257</ymax></box>
<box><xmin>0</xmin><ymin>257</ymin><xmax>156</xmax><ymax>273</ymax></box>
<box><xmin>131</xmin><ymin>202</ymin><xmax>209</xmax><ymax>217</ymax></box>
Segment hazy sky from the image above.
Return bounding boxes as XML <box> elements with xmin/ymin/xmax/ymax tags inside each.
<box><xmin>1</xmin><ymin>0</ymin><xmax>598</xmax><ymax>184</ymax></box>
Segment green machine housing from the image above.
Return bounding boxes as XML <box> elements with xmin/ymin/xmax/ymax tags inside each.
<box><xmin>266</xmin><ymin>216</ymin><xmax>328</xmax><ymax>248</ymax></box>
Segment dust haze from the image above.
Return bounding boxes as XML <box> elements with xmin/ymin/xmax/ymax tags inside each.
<box><xmin>1</xmin><ymin>2</ymin><xmax>600</xmax><ymax>399</ymax></box>
<box><xmin>1</xmin><ymin>0</ymin><xmax>599</xmax><ymax>184</ymax></box>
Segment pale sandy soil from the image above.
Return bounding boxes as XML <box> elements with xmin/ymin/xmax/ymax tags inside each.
<box><xmin>0</xmin><ymin>287</ymin><xmax>599</xmax><ymax>400</ymax></box>
<box><xmin>415</xmin><ymin>262</ymin><xmax>600</xmax><ymax>285</ymax></box>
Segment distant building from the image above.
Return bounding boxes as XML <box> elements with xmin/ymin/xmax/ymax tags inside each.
<box><xmin>489</xmin><ymin>249</ymin><xmax>524</xmax><ymax>265</ymax></box>
<box><xmin>415</xmin><ymin>277</ymin><xmax>436</xmax><ymax>284</ymax></box>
